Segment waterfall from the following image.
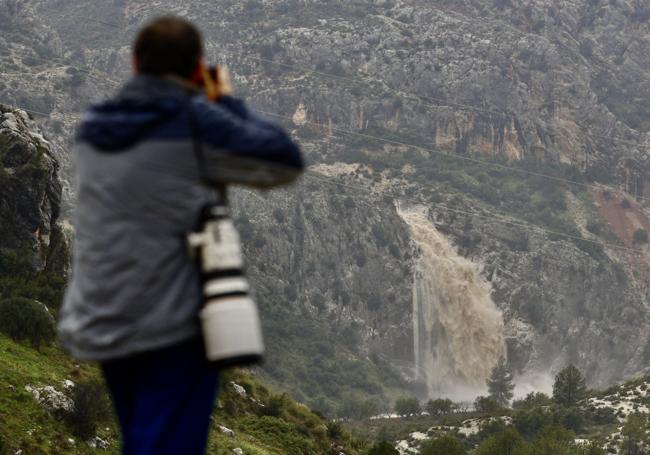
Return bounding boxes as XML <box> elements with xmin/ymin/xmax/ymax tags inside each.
<box><xmin>397</xmin><ymin>205</ymin><xmax>505</xmax><ymax>400</ymax></box>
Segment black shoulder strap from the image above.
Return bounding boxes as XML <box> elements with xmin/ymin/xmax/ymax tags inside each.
<box><xmin>186</xmin><ymin>96</ymin><xmax>228</xmax><ymax>205</ymax></box>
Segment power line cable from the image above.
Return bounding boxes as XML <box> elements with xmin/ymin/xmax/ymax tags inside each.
<box><xmin>3</xmin><ymin>96</ymin><xmax>640</xmax><ymax>255</ymax></box>
<box><xmin>299</xmin><ymin>172</ymin><xmax>614</xmax><ymax>269</ymax></box>
<box><xmin>53</xmin><ymin>11</ymin><xmax>650</xmax><ymax>152</ymax></box>
<box><xmin>237</xmin><ymin>52</ymin><xmax>650</xmax><ymax>151</ymax></box>
<box><xmin>2</xmin><ymin>59</ymin><xmax>648</xmax><ymax>250</ymax></box>
<box><xmin>5</xmin><ymin>53</ymin><xmax>643</xmax><ymax>204</ymax></box>
<box><xmin>259</xmin><ymin>110</ymin><xmax>650</xmax><ymax>204</ymax></box>
<box><xmin>226</xmin><ymin>53</ymin><xmax>512</xmax><ymax>119</ymax></box>
<box><xmin>2</xmin><ymin>52</ymin><xmax>648</xmax><ymax>205</ymax></box>
<box><xmin>302</xmin><ymin>171</ymin><xmax>642</xmax><ymax>255</ymax></box>
<box><xmin>1</xmin><ymin>21</ymin><xmax>647</xmax><ymax>245</ymax></box>
<box><xmin>2</xmin><ymin>47</ymin><xmax>123</xmax><ymax>86</ymax></box>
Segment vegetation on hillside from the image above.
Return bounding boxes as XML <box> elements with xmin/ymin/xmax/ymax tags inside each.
<box><xmin>346</xmin><ymin>365</ymin><xmax>650</xmax><ymax>454</ymax></box>
<box><xmin>0</xmin><ymin>248</ymin><xmax>368</xmax><ymax>454</ymax></box>
<box><xmin>329</xmin><ymin>133</ymin><xmax>621</xmax><ymax>259</ymax></box>
<box><xmin>258</xmin><ymin>296</ymin><xmax>407</xmax><ymax>419</ymax></box>
<box><xmin>0</xmin><ymin>326</ymin><xmax>369</xmax><ymax>454</ymax></box>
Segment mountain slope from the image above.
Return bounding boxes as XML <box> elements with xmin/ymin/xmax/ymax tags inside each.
<box><xmin>0</xmin><ymin>107</ymin><xmax>367</xmax><ymax>454</ymax></box>
<box><xmin>3</xmin><ymin>0</ymin><xmax>649</xmax><ymax>404</ymax></box>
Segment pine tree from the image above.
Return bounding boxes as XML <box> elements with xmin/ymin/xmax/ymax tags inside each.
<box><xmin>621</xmin><ymin>413</ymin><xmax>648</xmax><ymax>455</ymax></box>
<box><xmin>487</xmin><ymin>357</ymin><xmax>515</xmax><ymax>407</ymax></box>
<box><xmin>552</xmin><ymin>365</ymin><xmax>587</xmax><ymax>407</ymax></box>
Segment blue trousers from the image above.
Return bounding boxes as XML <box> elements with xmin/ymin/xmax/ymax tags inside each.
<box><xmin>101</xmin><ymin>337</ymin><xmax>220</xmax><ymax>455</ymax></box>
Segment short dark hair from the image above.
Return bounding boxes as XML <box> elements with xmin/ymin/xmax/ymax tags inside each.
<box><xmin>134</xmin><ymin>16</ymin><xmax>203</xmax><ymax>78</ymax></box>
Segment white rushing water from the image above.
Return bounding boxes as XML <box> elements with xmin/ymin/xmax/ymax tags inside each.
<box><xmin>397</xmin><ymin>205</ymin><xmax>505</xmax><ymax>400</ymax></box>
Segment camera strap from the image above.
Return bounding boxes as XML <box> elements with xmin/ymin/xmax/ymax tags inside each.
<box><xmin>186</xmin><ymin>96</ymin><xmax>228</xmax><ymax>205</ymax></box>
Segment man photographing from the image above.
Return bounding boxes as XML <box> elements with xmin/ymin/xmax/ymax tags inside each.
<box><xmin>58</xmin><ymin>16</ymin><xmax>303</xmax><ymax>455</ymax></box>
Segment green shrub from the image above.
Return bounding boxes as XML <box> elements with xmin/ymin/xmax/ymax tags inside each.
<box><xmin>273</xmin><ymin>207</ymin><xmax>286</xmax><ymax>223</ymax></box>
<box><xmin>476</xmin><ymin>428</ymin><xmax>525</xmax><ymax>455</ymax></box>
<box><xmin>514</xmin><ymin>406</ymin><xmax>553</xmax><ymax>438</ymax></box>
<box><xmin>425</xmin><ymin>398</ymin><xmax>454</xmax><ymax>416</ymax></box>
<box><xmin>633</xmin><ymin>229</ymin><xmax>648</xmax><ymax>245</ymax></box>
<box><xmin>420</xmin><ymin>435</ymin><xmax>467</xmax><ymax>455</ymax></box>
<box><xmin>0</xmin><ymin>297</ymin><xmax>55</xmax><ymax>348</ymax></box>
<box><xmin>512</xmin><ymin>392</ymin><xmax>553</xmax><ymax>410</ymax></box>
<box><xmin>474</xmin><ymin>396</ymin><xmax>501</xmax><ymax>414</ymax></box>
<box><xmin>237</xmin><ymin>415</ymin><xmax>318</xmax><ymax>454</ymax></box>
<box><xmin>260</xmin><ymin>393</ymin><xmax>290</xmax><ymax>418</ymax></box>
<box><xmin>573</xmin><ymin>238</ymin><xmax>604</xmax><ymax>259</ymax></box>
<box><xmin>586</xmin><ymin>221</ymin><xmax>603</xmax><ymax>235</ymax></box>
<box><xmin>579</xmin><ymin>40</ymin><xmax>594</xmax><ymax>58</ymax></box>
<box><xmin>553</xmin><ymin>406</ymin><xmax>585</xmax><ymax>433</ymax></box>
<box><xmin>0</xmin><ymin>249</ymin><xmax>65</xmax><ymax>310</ymax></box>
<box><xmin>339</xmin><ymin>396</ymin><xmax>379</xmax><ymax>420</ymax></box>
<box><xmin>368</xmin><ymin>441</ymin><xmax>399</xmax><ymax>454</ymax></box>
<box><xmin>326</xmin><ymin>420</ymin><xmax>343</xmax><ymax>439</ymax></box>
<box><xmin>394</xmin><ymin>396</ymin><xmax>421</xmax><ymax>417</ymax></box>
<box><xmin>588</xmin><ymin>406</ymin><xmax>617</xmax><ymax>425</ymax></box>
<box><xmin>63</xmin><ymin>380</ymin><xmax>113</xmax><ymax>439</ymax></box>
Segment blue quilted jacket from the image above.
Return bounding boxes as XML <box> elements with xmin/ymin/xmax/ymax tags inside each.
<box><xmin>58</xmin><ymin>75</ymin><xmax>303</xmax><ymax>361</ymax></box>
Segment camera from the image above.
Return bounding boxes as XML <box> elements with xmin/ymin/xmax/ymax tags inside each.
<box><xmin>191</xmin><ymin>65</ymin><xmax>221</xmax><ymax>101</ymax></box>
<box><xmin>187</xmin><ymin>203</ymin><xmax>265</xmax><ymax>367</ymax></box>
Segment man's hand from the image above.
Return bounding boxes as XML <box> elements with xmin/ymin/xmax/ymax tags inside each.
<box><xmin>215</xmin><ymin>66</ymin><xmax>233</xmax><ymax>98</ymax></box>
<box><xmin>199</xmin><ymin>64</ymin><xmax>234</xmax><ymax>101</ymax></box>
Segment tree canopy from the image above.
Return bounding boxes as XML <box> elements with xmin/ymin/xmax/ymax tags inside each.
<box><xmin>420</xmin><ymin>435</ymin><xmax>467</xmax><ymax>455</ymax></box>
<box><xmin>368</xmin><ymin>441</ymin><xmax>399</xmax><ymax>455</ymax></box>
<box><xmin>425</xmin><ymin>398</ymin><xmax>454</xmax><ymax>416</ymax></box>
<box><xmin>487</xmin><ymin>357</ymin><xmax>515</xmax><ymax>406</ymax></box>
<box><xmin>553</xmin><ymin>365</ymin><xmax>587</xmax><ymax>407</ymax></box>
<box><xmin>394</xmin><ymin>396</ymin><xmax>421</xmax><ymax>417</ymax></box>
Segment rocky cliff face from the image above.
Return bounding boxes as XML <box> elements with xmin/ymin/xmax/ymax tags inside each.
<box><xmin>234</xmin><ymin>177</ymin><xmax>413</xmax><ymax>354</ymax></box>
<box><xmin>3</xmin><ymin>0</ymin><xmax>649</xmax><ymax>402</ymax></box>
<box><xmin>0</xmin><ymin>105</ymin><xmax>68</xmax><ymax>274</ymax></box>
<box><xmin>235</xmin><ymin>165</ymin><xmax>649</xmax><ymax>394</ymax></box>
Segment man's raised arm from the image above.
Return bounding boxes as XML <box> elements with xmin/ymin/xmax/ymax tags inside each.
<box><xmin>190</xmin><ymin>95</ymin><xmax>304</xmax><ymax>188</ymax></box>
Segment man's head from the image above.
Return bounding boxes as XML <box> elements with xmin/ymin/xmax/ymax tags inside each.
<box><xmin>133</xmin><ymin>16</ymin><xmax>203</xmax><ymax>79</ymax></box>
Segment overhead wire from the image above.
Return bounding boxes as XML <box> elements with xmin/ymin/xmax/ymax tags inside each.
<box><xmin>278</xmin><ymin>171</ymin><xmax>622</xmax><ymax>269</ymax></box>
<box><xmin>3</xmin><ymin>53</ymin><xmax>646</xmax><ymax>203</ymax></box>
<box><xmin>216</xmin><ymin>41</ymin><xmax>650</xmax><ymax>151</ymax></box>
<box><xmin>2</xmin><ymin>94</ymin><xmax>641</xmax><ymax>257</ymax></box>
<box><xmin>258</xmin><ymin>109</ymin><xmax>650</xmax><ymax>204</ymax></box>
<box><xmin>1</xmin><ymin>74</ymin><xmax>647</xmax><ymax>254</ymax></box>
<box><xmin>43</xmin><ymin>11</ymin><xmax>650</xmax><ymax>151</ymax></box>
<box><xmin>235</xmin><ymin>52</ymin><xmax>650</xmax><ymax>150</ymax></box>
<box><xmin>302</xmin><ymin>171</ymin><xmax>642</xmax><ymax>255</ymax></box>
<box><xmin>0</xmin><ymin>14</ymin><xmax>646</xmax><ymax>255</ymax></box>
<box><xmin>2</xmin><ymin>47</ymin><xmax>123</xmax><ymax>86</ymax></box>
<box><xmin>224</xmin><ymin>53</ymin><xmax>512</xmax><ymax>118</ymax></box>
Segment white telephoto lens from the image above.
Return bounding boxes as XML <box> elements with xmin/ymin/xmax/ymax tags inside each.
<box><xmin>200</xmin><ymin>296</ymin><xmax>265</xmax><ymax>364</ymax></box>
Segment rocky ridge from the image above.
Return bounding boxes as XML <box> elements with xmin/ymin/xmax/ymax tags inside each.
<box><xmin>0</xmin><ymin>105</ymin><xmax>68</xmax><ymax>274</ymax></box>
